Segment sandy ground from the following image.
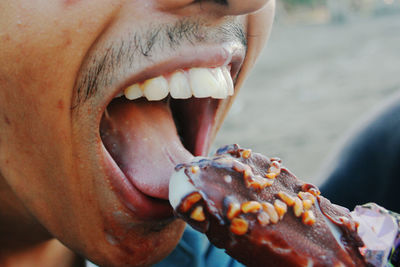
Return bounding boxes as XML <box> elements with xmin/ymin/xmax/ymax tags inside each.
<box><xmin>213</xmin><ymin>14</ymin><xmax>400</xmax><ymax>186</ymax></box>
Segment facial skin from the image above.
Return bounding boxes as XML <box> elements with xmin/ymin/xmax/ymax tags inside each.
<box><xmin>0</xmin><ymin>1</ymin><xmax>275</xmax><ymax>266</ymax></box>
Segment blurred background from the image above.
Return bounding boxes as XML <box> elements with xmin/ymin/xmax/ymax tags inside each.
<box><xmin>214</xmin><ymin>0</ymin><xmax>400</xmax><ymax>185</ymax></box>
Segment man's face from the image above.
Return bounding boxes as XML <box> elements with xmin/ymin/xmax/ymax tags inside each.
<box><xmin>0</xmin><ymin>0</ymin><xmax>274</xmax><ymax>266</ymax></box>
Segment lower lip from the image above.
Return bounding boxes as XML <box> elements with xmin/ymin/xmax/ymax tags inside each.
<box><xmin>101</xmin><ymin>145</ymin><xmax>174</xmax><ymax>221</ymax></box>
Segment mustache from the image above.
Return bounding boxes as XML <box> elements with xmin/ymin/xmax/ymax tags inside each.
<box><xmin>73</xmin><ymin>18</ymin><xmax>247</xmax><ymax>107</ymax></box>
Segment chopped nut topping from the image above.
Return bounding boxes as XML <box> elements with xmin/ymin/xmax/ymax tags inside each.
<box><xmin>259</xmin><ymin>178</ymin><xmax>275</xmax><ymax>188</ymax></box>
<box><xmin>265</xmin><ymin>160</ymin><xmax>281</xmax><ymax>179</ymax></box>
<box><xmin>245</xmin><ymin>179</ymin><xmax>259</xmax><ymax>189</ymax></box>
<box><xmin>263</xmin><ymin>178</ymin><xmax>275</xmax><ymax>187</ymax></box>
<box><xmin>262</xmin><ymin>202</ymin><xmax>279</xmax><ymax>224</ymax></box>
<box><xmin>274</xmin><ymin>199</ymin><xmax>287</xmax><ymax>219</ymax></box>
<box><xmin>308</xmin><ymin>188</ymin><xmax>321</xmax><ymax>197</ymax></box>
<box><xmin>190</xmin><ymin>206</ymin><xmax>206</xmax><ymax>222</ymax></box>
<box><xmin>297</xmin><ymin>192</ymin><xmax>316</xmax><ymax>204</ymax></box>
<box><xmin>270</xmin><ymin>162</ymin><xmax>281</xmax><ymax>172</ymax></box>
<box><xmin>302</xmin><ymin>199</ymin><xmax>313</xmax><ymax>210</ymax></box>
<box><xmin>230</xmin><ymin>218</ymin><xmax>249</xmax><ymax>235</ymax></box>
<box><xmin>191</xmin><ymin>166</ymin><xmax>200</xmax><ymax>174</ymax></box>
<box><xmin>180</xmin><ymin>192</ymin><xmax>202</xmax><ymax>212</ymax></box>
<box><xmin>266</xmin><ymin>161</ymin><xmax>281</xmax><ymax>179</ymax></box>
<box><xmin>265</xmin><ymin>172</ymin><xmax>277</xmax><ymax>179</ymax></box>
<box><xmin>269</xmin><ymin>157</ymin><xmax>282</xmax><ymax>163</ymax></box>
<box><xmin>243</xmin><ymin>170</ymin><xmax>252</xmax><ymax>180</ymax></box>
<box><xmin>246</xmin><ymin>175</ymin><xmax>274</xmax><ymax>189</ymax></box>
<box><xmin>301</xmin><ymin>184</ymin><xmax>321</xmax><ymax>196</ymax></box>
<box><xmin>241</xmin><ymin>149</ymin><xmax>252</xmax><ymax>159</ymax></box>
<box><xmin>271</xmin><ymin>161</ymin><xmax>281</xmax><ymax>169</ymax></box>
<box><xmin>257</xmin><ymin>212</ymin><xmax>270</xmax><ymax>226</ymax></box>
<box><xmin>241</xmin><ymin>201</ymin><xmax>262</xmax><ymax>213</ymax></box>
<box><xmin>227</xmin><ymin>202</ymin><xmax>241</xmax><ymax>220</ymax></box>
<box><xmin>302</xmin><ymin>210</ymin><xmax>316</xmax><ymax>226</ymax></box>
<box><xmin>277</xmin><ymin>191</ymin><xmax>295</xmax><ymax>206</ymax></box>
<box><xmin>234</xmin><ymin>164</ymin><xmax>256</xmax><ymax>183</ymax></box>
<box><xmin>293</xmin><ymin>197</ymin><xmax>304</xmax><ymax>217</ymax></box>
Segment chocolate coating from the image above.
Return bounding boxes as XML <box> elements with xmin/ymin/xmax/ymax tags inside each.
<box><xmin>173</xmin><ymin>144</ymin><xmax>367</xmax><ymax>267</ymax></box>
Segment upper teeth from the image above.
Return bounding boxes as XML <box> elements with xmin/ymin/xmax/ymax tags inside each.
<box><xmin>123</xmin><ymin>66</ymin><xmax>234</xmax><ymax>101</ymax></box>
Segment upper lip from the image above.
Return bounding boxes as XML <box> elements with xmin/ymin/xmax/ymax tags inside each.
<box><xmin>98</xmin><ymin>41</ymin><xmax>246</xmax><ymax>114</ymax></box>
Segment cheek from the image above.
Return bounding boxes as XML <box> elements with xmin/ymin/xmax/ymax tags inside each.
<box><xmin>0</xmin><ymin>0</ymin><xmax>126</xmax><ymax>106</ymax></box>
<box><xmin>246</xmin><ymin>0</ymin><xmax>275</xmax><ymax>69</ymax></box>
<box><xmin>63</xmin><ymin>0</ymin><xmax>82</xmax><ymax>5</ymax></box>
<box><xmin>229</xmin><ymin>0</ymin><xmax>274</xmax><ymax>110</ymax></box>
<box><xmin>0</xmin><ymin>0</ymin><xmax>126</xmax><ymax>242</ymax></box>
<box><xmin>0</xmin><ymin>0</ymin><xmax>127</xmax><ymax>181</ymax></box>
<box><xmin>0</xmin><ymin>78</ymin><xmax>73</xmax><ymax>222</ymax></box>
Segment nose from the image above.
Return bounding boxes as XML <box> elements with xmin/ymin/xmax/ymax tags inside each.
<box><xmin>160</xmin><ymin>0</ymin><xmax>270</xmax><ymax>16</ymax></box>
<box><xmin>218</xmin><ymin>0</ymin><xmax>270</xmax><ymax>15</ymax></box>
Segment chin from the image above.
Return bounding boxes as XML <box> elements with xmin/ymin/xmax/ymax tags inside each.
<box><xmin>86</xmin><ymin>218</ymin><xmax>186</xmax><ymax>267</ymax></box>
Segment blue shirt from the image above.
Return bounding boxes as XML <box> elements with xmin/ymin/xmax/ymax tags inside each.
<box><xmin>153</xmin><ymin>226</ymin><xmax>244</xmax><ymax>267</ymax></box>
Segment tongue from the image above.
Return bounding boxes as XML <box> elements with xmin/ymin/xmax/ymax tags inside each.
<box><xmin>100</xmin><ymin>98</ymin><xmax>193</xmax><ymax>200</ymax></box>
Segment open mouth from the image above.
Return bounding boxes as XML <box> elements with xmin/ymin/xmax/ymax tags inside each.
<box><xmin>99</xmin><ymin>64</ymin><xmax>238</xmax><ymax>221</ymax></box>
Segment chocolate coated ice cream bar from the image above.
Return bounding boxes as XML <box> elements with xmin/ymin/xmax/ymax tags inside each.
<box><xmin>169</xmin><ymin>144</ymin><xmax>367</xmax><ymax>267</ymax></box>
